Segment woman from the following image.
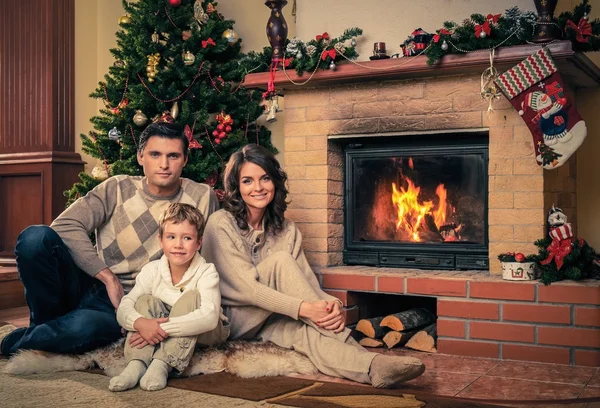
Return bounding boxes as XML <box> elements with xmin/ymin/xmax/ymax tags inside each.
<box><xmin>202</xmin><ymin>144</ymin><xmax>425</xmax><ymax>388</ymax></box>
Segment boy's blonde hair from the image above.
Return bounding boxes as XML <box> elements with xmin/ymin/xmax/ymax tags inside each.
<box><xmin>158</xmin><ymin>203</ymin><xmax>205</xmax><ymax>239</ymax></box>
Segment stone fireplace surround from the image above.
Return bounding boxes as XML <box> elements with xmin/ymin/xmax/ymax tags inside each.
<box><xmin>244</xmin><ymin>42</ymin><xmax>600</xmax><ymax>367</ymax></box>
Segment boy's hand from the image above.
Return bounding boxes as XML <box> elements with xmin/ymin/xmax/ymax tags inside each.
<box><xmin>133</xmin><ymin>317</ymin><xmax>169</xmax><ymax>345</ymax></box>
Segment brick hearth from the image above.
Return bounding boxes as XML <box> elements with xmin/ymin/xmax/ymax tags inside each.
<box><xmin>244</xmin><ymin>42</ymin><xmax>600</xmax><ymax>367</ymax></box>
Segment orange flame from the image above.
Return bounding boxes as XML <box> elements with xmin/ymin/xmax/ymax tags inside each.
<box><xmin>391</xmin><ymin>169</ymin><xmax>450</xmax><ymax>242</ymax></box>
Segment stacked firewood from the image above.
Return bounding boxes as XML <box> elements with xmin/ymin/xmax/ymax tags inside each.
<box><xmin>355</xmin><ymin>308</ymin><xmax>437</xmax><ymax>352</ymax></box>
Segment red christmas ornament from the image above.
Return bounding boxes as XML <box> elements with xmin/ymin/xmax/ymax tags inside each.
<box><xmin>218</xmin><ymin>131</ymin><xmax>227</xmax><ymax>139</ymax></box>
<box><xmin>225</xmin><ymin>125</ymin><xmax>232</xmax><ymax>133</ymax></box>
<box><xmin>515</xmin><ymin>253</ymin><xmax>525</xmax><ymax>262</ymax></box>
<box><xmin>212</xmin><ymin>130</ymin><xmax>220</xmax><ymax>137</ymax></box>
<box><xmin>217</xmin><ymin>123</ymin><xmax>225</xmax><ymax>131</ymax></box>
<box><xmin>214</xmin><ymin>138</ymin><xmax>221</xmax><ymax>144</ymax></box>
<box><xmin>168</xmin><ymin>0</ymin><xmax>181</xmax><ymax>7</ymax></box>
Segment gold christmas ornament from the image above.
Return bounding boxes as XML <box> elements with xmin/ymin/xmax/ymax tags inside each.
<box><xmin>193</xmin><ymin>0</ymin><xmax>209</xmax><ymax>27</ymax></box>
<box><xmin>266</xmin><ymin>103</ymin><xmax>277</xmax><ymax>123</ymax></box>
<box><xmin>146</xmin><ymin>53</ymin><xmax>161</xmax><ymax>82</ymax></box>
<box><xmin>222</xmin><ymin>28</ymin><xmax>239</xmax><ymax>46</ymax></box>
<box><xmin>183</xmin><ymin>51</ymin><xmax>196</xmax><ymax>66</ymax></box>
<box><xmin>91</xmin><ymin>163</ymin><xmax>110</xmax><ymax>181</ymax></box>
<box><xmin>170</xmin><ymin>102</ymin><xmax>179</xmax><ymax>120</ymax></box>
<box><xmin>133</xmin><ymin>110</ymin><xmax>148</xmax><ymax>126</ymax></box>
<box><xmin>151</xmin><ymin>31</ymin><xmax>160</xmax><ymax>43</ymax></box>
<box><xmin>118</xmin><ymin>14</ymin><xmax>131</xmax><ymax>25</ymax></box>
<box><xmin>480</xmin><ymin>50</ymin><xmax>502</xmax><ymax>112</ymax></box>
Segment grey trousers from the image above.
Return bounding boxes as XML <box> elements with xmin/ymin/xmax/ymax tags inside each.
<box><xmin>227</xmin><ymin>251</ymin><xmax>374</xmax><ymax>384</ymax></box>
<box><xmin>125</xmin><ymin>291</ymin><xmax>229</xmax><ymax>372</ymax></box>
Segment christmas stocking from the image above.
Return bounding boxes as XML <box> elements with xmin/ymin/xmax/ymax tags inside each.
<box><xmin>495</xmin><ymin>48</ymin><xmax>587</xmax><ymax>170</ymax></box>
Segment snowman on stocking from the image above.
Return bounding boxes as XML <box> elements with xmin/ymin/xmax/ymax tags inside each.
<box><xmin>495</xmin><ymin>48</ymin><xmax>587</xmax><ymax>170</ymax></box>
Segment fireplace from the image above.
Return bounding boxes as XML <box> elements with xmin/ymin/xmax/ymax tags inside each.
<box><xmin>343</xmin><ymin>132</ymin><xmax>489</xmax><ymax>270</ymax></box>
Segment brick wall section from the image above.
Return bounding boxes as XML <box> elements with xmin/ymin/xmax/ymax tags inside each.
<box><xmin>318</xmin><ymin>267</ymin><xmax>600</xmax><ymax>367</ymax></box>
<box><xmin>283</xmin><ymin>74</ymin><xmax>577</xmax><ymax>274</ymax></box>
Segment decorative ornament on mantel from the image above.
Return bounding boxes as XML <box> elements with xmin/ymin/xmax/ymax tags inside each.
<box><xmin>265</xmin><ymin>0</ymin><xmax>289</xmax><ymax>67</ymax></box>
<box><xmin>532</xmin><ymin>0</ymin><xmax>559</xmax><ymax>43</ymax></box>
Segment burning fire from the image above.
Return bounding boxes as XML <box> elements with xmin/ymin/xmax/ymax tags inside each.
<box><xmin>391</xmin><ymin>165</ymin><xmax>453</xmax><ymax>242</ymax></box>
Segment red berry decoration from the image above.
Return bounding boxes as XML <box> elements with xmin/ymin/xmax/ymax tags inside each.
<box><xmin>217</xmin><ymin>124</ymin><xmax>225</xmax><ymax>131</ymax></box>
<box><xmin>214</xmin><ymin>138</ymin><xmax>221</xmax><ymax>144</ymax></box>
<box><xmin>218</xmin><ymin>131</ymin><xmax>227</xmax><ymax>139</ymax></box>
<box><xmin>225</xmin><ymin>125</ymin><xmax>232</xmax><ymax>133</ymax></box>
<box><xmin>168</xmin><ymin>0</ymin><xmax>181</xmax><ymax>7</ymax></box>
<box><xmin>212</xmin><ymin>130</ymin><xmax>220</xmax><ymax>137</ymax></box>
<box><xmin>515</xmin><ymin>253</ymin><xmax>525</xmax><ymax>262</ymax></box>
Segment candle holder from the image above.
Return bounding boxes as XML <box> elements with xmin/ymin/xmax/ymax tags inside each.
<box><xmin>532</xmin><ymin>0</ymin><xmax>559</xmax><ymax>43</ymax></box>
<box><xmin>265</xmin><ymin>0</ymin><xmax>288</xmax><ymax>67</ymax></box>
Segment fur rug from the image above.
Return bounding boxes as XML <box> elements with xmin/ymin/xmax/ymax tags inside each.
<box><xmin>3</xmin><ymin>339</ymin><xmax>317</xmax><ymax>378</ymax></box>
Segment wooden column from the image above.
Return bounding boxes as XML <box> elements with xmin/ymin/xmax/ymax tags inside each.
<box><xmin>0</xmin><ymin>0</ymin><xmax>83</xmax><ymax>265</ymax></box>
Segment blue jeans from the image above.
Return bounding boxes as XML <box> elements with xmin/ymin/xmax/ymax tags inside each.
<box><xmin>1</xmin><ymin>226</ymin><xmax>122</xmax><ymax>356</ymax></box>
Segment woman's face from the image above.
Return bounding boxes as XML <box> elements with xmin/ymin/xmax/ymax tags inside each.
<box><xmin>239</xmin><ymin>162</ymin><xmax>275</xmax><ymax>214</ymax></box>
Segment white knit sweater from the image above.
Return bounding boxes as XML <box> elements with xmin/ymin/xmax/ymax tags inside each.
<box><xmin>116</xmin><ymin>253</ymin><xmax>221</xmax><ymax>337</ymax></box>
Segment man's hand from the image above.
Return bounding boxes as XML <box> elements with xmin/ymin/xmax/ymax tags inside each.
<box><xmin>317</xmin><ymin>301</ymin><xmax>346</xmax><ymax>333</ymax></box>
<box><xmin>96</xmin><ymin>268</ymin><xmax>124</xmax><ymax>309</ymax></box>
<box><xmin>133</xmin><ymin>317</ymin><xmax>169</xmax><ymax>345</ymax></box>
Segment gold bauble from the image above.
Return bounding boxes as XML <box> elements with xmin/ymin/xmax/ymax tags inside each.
<box><xmin>91</xmin><ymin>163</ymin><xmax>109</xmax><ymax>181</ymax></box>
<box><xmin>118</xmin><ymin>14</ymin><xmax>131</xmax><ymax>25</ymax></box>
<box><xmin>183</xmin><ymin>51</ymin><xmax>196</xmax><ymax>66</ymax></box>
<box><xmin>151</xmin><ymin>31</ymin><xmax>160</xmax><ymax>43</ymax></box>
<box><xmin>222</xmin><ymin>28</ymin><xmax>239</xmax><ymax>46</ymax></box>
<box><xmin>170</xmin><ymin>102</ymin><xmax>179</xmax><ymax>120</ymax></box>
<box><xmin>148</xmin><ymin>77</ymin><xmax>155</xmax><ymax>83</ymax></box>
<box><xmin>133</xmin><ymin>110</ymin><xmax>148</xmax><ymax>126</ymax></box>
<box><xmin>148</xmin><ymin>71</ymin><xmax>156</xmax><ymax>78</ymax></box>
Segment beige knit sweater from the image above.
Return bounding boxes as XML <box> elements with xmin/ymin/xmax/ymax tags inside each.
<box><xmin>201</xmin><ymin>210</ymin><xmax>340</xmax><ymax>335</ymax></box>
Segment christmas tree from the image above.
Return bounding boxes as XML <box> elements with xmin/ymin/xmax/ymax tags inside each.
<box><xmin>538</xmin><ymin>142</ymin><xmax>562</xmax><ymax>167</ymax></box>
<box><xmin>66</xmin><ymin>0</ymin><xmax>274</xmax><ymax>204</ymax></box>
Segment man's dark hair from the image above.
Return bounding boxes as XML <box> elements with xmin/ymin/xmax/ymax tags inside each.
<box><xmin>138</xmin><ymin>122</ymin><xmax>188</xmax><ymax>157</ymax></box>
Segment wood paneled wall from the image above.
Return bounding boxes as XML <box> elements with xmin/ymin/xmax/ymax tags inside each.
<box><xmin>0</xmin><ymin>0</ymin><xmax>83</xmax><ymax>262</ymax></box>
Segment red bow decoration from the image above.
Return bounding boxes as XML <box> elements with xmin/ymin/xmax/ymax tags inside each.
<box><xmin>475</xmin><ymin>21</ymin><xmax>491</xmax><ymax>38</ymax></box>
<box><xmin>316</xmin><ymin>32</ymin><xmax>330</xmax><ymax>41</ymax></box>
<box><xmin>321</xmin><ymin>48</ymin><xmax>337</xmax><ymax>61</ymax></box>
<box><xmin>202</xmin><ymin>38</ymin><xmax>216</xmax><ymax>48</ymax></box>
<box><xmin>433</xmin><ymin>29</ymin><xmax>451</xmax><ymax>43</ymax></box>
<box><xmin>540</xmin><ymin>238</ymin><xmax>573</xmax><ymax>270</ymax></box>
<box><xmin>153</xmin><ymin>111</ymin><xmax>175</xmax><ymax>124</ymax></box>
<box><xmin>566</xmin><ymin>18</ymin><xmax>593</xmax><ymax>43</ymax></box>
<box><xmin>283</xmin><ymin>57</ymin><xmax>293</xmax><ymax>67</ymax></box>
<box><xmin>184</xmin><ymin>125</ymin><xmax>202</xmax><ymax>149</ymax></box>
<box><xmin>486</xmin><ymin>14</ymin><xmax>501</xmax><ymax>24</ymax></box>
<box><xmin>216</xmin><ymin>111</ymin><xmax>233</xmax><ymax>126</ymax></box>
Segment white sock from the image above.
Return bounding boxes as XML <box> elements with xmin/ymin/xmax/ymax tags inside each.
<box><xmin>139</xmin><ymin>359</ymin><xmax>172</xmax><ymax>391</ymax></box>
<box><xmin>108</xmin><ymin>360</ymin><xmax>147</xmax><ymax>392</ymax></box>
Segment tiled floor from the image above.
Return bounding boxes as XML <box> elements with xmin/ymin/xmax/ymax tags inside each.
<box><xmin>2</xmin><ymin>306</ymin><xmax>599</xmax><ymax>405</ymax></box>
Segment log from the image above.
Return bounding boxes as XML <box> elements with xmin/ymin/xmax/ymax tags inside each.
<box><xmin>405</xmin><ymin>323</ymin><xmax>437</xmax><ymax>352</ymax></box>
<box><xmin>358</xmin><ymin>337</ymin><xmax>384</xmax><ymax>348</ymax></box>
<box><xmin>380</xmin><ymin>308</ymin><xmax>435</xmax><ymax>332</ymax></box>
<box><xmin>356</xmin><ymin>316</ymin><xmax>390</xmax><ymax>339</ymax></box>
<box><xmin>382</xmin><ymin>328</ymin><xmax>420</xmax><ymax>349</ymax></box>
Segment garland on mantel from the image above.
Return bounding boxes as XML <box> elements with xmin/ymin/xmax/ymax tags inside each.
<box><xmin>424</xmin><ymin>0</ymin><xmax>600</xmax><ymax>65</ymax></box>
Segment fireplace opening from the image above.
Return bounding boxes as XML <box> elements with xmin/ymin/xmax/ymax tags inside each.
<box><xmin>343</xmin><ymin>132</ymin><xmax>489</xmax><ymax>270</ymax></box>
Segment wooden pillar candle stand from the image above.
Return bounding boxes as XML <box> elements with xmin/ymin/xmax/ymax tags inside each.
<box><xmin>532</xmin><ymin>0</ymin><xmax>560</xmax><ymax>43</ymax></box>
<box><xmin>265</xmin><ymin>0</ymin><xmax>288</xmax><ymax>67</ymax></box>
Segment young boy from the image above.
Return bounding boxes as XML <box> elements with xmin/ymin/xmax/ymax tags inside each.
<box><xmin>109</xmin><ymin>203</ymin><xmax>229</xmax><ymax>392</ymax></box>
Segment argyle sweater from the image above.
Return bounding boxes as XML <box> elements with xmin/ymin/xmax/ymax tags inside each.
<box><xmin>51</xmin><ymin>175</ymin><xmax>218</xmax><ymax>291</ymax></box>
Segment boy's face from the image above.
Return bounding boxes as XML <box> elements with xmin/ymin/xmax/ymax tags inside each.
<box><xmin>159</xmin><ymin>220</ymin><xmax>202</xmax><ymax>270</ymax></box>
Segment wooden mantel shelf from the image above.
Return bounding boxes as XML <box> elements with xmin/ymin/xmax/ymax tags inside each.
<box><xmin>243</xmin><ymin>41</ymin><xmax>600</xmax><ymax>91</ymax></box>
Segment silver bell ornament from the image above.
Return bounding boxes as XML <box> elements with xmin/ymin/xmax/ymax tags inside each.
<box><xmin>479</xmin><ymin>31</ymin><xmax>487</xmax><ymax>39</ymax></box>
<box><xmin>296</xmin><ymin>50</ymin><xmax>303</xmax><ymax>59</ymax></box>
<box><xmin>266</xmin><ymin>104</ymin><xmax>277</xmax><ymax>123</ymax></box>
<box><xmin>329</xmin><ymin>61</ymin><xmax>336</xmax><ymax>70</ymax></box>
<box><xmin>441</xmin><ymin>40</ymin><xmax>448</xmax><ymax>51</ymax></box>
<box><xmin>584</xmin><ymin>12</ymin><xmax>589</xmax><ymax>21</ymax></box>
<box><xmin>108</xmin><ymin>127</ymin><xmax>122</xmax><ymax>141</ymax></box>
<box><xmin>351</xmin><ymin>38</ymin><xmax>357</xmax><ymax>47</ymax></box>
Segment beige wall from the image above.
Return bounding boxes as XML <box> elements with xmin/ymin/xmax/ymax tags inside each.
<box><xmin>75</xmin><ymin>0</ymin><xmax>600</xmax><ymax>247</ymax></box>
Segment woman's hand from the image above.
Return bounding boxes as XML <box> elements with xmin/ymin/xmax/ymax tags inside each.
<box><xmin>317</xmin><ymin>301</ymin><xmax>346</xmax><ymax>333</ymax></box>
<box><xmin>298</xmin><ymin>300</ymin><xmax>330</xmax><ymax>323</ymax></box>
<box><xmin>128</xmin><ymin>332</ymin><xmax>149</xmax><ymax>349</ymax></box>
<box><xmin>132</xmin><ymin>317</ymin><xmax>169</xmax><ymax>345</ymax></box>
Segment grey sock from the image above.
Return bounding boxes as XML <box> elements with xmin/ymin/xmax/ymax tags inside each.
<box><xmin>108</xmin><ymin>360</ymin><xmax>147</xmax><ymax>392</ymax></box>
<box><xmin>139</xmin><ymin>359</ymin><xmax>172</xmax><ymax>391</ymax></box>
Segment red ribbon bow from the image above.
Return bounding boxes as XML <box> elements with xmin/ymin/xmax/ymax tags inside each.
<box><xmin>433</xmin><ymin>29</ymin><xmax>451</xmax><ymax>43</ymax></box>
<box><xmin>540</xmin><ymin>238</ymin><xmax>573</xmax><ymax>271</ymax></box>
<box><xmin>202</xmin><ymin>38</ymin><xmax>216</xmax><ymax>48</ymax></box>
<box><xmin>316</xmin><ymin>32</ymin><xmax>330</xmax><ymax>41</ymax></box>
<box><xmin>486</xmin><ymin>14</ymin><xmax>501</xmax><ymax>24</ymax></box>
<box><xmin>184</xmin><ymin>125</ymin><xmax>202</xmax><ymax>149</ymax></box>
<box><xmin>566</xmin><ymin>18</ymin><xmax>593</xmax><ymax>43</ymax></box>
<box><xmin>321</xmin><ymin>48</ymin><xmax>337</xmax><ymax>61</ymax></box>
<box><xmin>283</xmin><ymin>57</ymin><xmax>293</xmax><ymax>67</ymax></box>
<box><xmin>475</xmin><ymin>21</ymin><xmax>491</xmax><ymax>38</ymax></box>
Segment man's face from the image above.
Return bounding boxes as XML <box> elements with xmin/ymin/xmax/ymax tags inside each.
<box><xmin>137</xmin><ymin>136</ymin><xmax>187</xmax><ymax>196</ymax></box>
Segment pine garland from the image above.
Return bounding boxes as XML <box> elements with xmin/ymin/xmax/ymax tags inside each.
<box><xmin>534</xmin><ymin>237</ymin><xmax>600</xmax><ymax>285</ymax></box>
<box><xmin>424</xmin><ymin>0</ymin><xmax>600</xmax><ymax>65</ymax></box>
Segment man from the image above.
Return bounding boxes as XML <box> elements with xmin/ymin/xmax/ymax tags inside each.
<box><xmin>0</xmin><ymin>122</ymin><xmax>218</xmax><ymax>356</ymax></box>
